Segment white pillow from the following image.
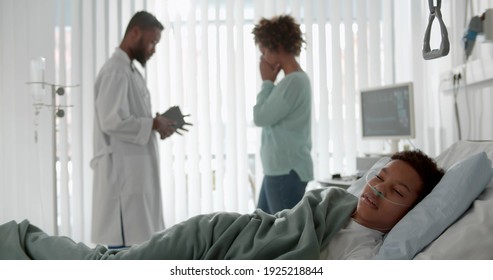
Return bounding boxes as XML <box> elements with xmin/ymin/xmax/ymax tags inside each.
<box><xmin>414</xmin><ymin>140</ymin><xmax>493</xmax><ymax>259</ymax></box>
<box><xmin>414</xmin><ymin>181</ymin><xmax>493</xmax><ymax>259</ymax></box>
<box><xmin>374</xmin><ymin>152</ymin><xmax>493</xmax><ymax>260</ymax></box>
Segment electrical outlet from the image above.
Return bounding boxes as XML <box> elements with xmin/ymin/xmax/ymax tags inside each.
<box><xmin>452</xmin><ymin>65</ymin><xmax>465</xmax><ymax>85</ymax></box>
<box><xmin>440</xmin><ymin>57</ymin><xmax>493</xmax><ymax>94</ymax></box>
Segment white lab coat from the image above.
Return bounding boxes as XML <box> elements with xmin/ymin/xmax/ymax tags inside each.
<box><xmin>91</xmin><ymin>48</ymin><xmax>164</xmax><ymax>246</ymax></box>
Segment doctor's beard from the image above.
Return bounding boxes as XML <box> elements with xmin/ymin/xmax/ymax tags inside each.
<box><xmin>133</xmin><ymin>38</ymin><xmax>150</xmax><ymax>67</ymax></box>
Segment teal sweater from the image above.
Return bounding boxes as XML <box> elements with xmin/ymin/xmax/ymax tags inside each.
<box><xmin>253</xmin><ymin>71</ymin><xmax>313</xmax><ymax>181</ymax></box>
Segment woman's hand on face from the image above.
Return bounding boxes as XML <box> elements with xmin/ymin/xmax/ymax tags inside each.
<box><xmin>259</xmin><ymin>57</ymin><xmax>280</xmax><ymax>82</ymax></box>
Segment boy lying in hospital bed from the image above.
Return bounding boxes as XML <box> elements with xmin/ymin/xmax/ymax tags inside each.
<box><xmin>0</xmin><ymin>149</ymin><xmax>486</xmax><ymax>260</ymax></box>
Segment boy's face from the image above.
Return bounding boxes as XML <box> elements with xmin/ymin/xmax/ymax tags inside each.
<box><xmin>352</xmin><ymin>159</ymin><xmax>424</xmax><ymax>232</ymax></box>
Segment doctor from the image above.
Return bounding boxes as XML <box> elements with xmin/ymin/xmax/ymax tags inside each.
<box><xmin>91</xmin><ymin>11</ymin><xmax>175</xmax><ymax>248</ymax></box>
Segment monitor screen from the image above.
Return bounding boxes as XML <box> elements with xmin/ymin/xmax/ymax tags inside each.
<box><xmin>360</xmin><ymin>82</ymin><xmax>415</xmax><ymax>140</ymax></box>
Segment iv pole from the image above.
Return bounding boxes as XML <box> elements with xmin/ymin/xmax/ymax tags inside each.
<box><xmin>27</xmin><ymin>80</ymin><xmax>77</xmax><ymax>236</ymax></box>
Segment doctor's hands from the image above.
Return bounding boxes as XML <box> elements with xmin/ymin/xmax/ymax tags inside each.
<box><xmin>153</xmin><ymin>113</ymin><xmax>176</xmax><ymax>140</ymax></box>
<box><xmin>259</xmin><ymin>56</ymin><xmax>281</xmax><ymax>82</ymax></box>
<box><xmin>161</xmin><ymin>106</ymin><xmax>192</xmax><ymax>135</ymax></box>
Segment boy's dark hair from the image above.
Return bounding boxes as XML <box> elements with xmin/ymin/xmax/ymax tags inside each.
<box><xmin>391</xmin><ymin>150</ymin><xmax>445</xmax><ymax>202</ymax></box>
<box><xmin>124</xmin><ymin>11</ymin><xmax>164</xmax><ymax>36</ymax></box>
<box><xmin>252</xmin><ymin>14</ymin><xmax>304</xmax><ymax>56</ymax></box>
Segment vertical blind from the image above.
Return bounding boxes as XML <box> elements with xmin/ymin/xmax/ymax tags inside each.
<box><xmin>3</xmin><ymin>0</ymin><xmax>492</xmax><ymax>244</ymax></box>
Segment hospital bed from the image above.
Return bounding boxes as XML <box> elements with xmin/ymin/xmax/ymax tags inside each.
<box><xmin>1</xmin><ymin>140</ymin><xmax>492</xmax><ymax>259</ymax></box>
<box><xmin>413</xmin><ymin>140</ymin><xmax>493</xmax><ymax>259</ymax></box>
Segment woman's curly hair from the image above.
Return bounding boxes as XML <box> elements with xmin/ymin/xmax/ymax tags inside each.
<box><xmin>252</xmin><ymin>14</ymin><xmax>305</xmax><ymax>56</ymax></box>
<box><xmin>391</xmin><ymin>150</ymin><xmax>445</xmax><ymax>202</ymax></box>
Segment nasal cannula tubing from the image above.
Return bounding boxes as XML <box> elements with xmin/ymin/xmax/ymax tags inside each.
<box><xmin>365</xmin><ymin>170</ymin><xmax>412</xmax><ymax>207</ymax></box>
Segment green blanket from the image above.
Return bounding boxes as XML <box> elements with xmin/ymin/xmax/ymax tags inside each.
<box><xmin>0</xmin><ymin>187</ymin><xmax>357</xmax><ymax>260</ymax></box>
